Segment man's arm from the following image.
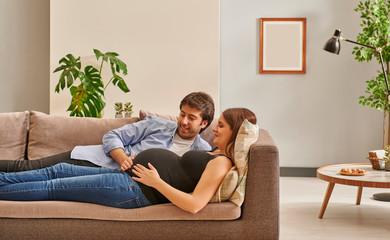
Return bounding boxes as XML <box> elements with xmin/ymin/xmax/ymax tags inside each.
<box><xmin>102</xmin><ymin>117</ymin><xmax>153</xmax><ymax>156</ymax></box>
<box><xmin>102</xmin><ymin>119</ymin><xmax>151</xmax><ymax>170</ymax></box>
<box><xmin>109</xmin><ymin>148</ymin><xmax>135</xmax><ymax>171</ymax></box>
<box><xmin>103</xmin><ymin>116</ymin><xmax>175</xmax><ymax>170</ymax></box>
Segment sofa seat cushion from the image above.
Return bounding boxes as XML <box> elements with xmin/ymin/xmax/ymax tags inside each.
<box><xmin>0</xmin><ymin>111</ymin><xmax>29</xmax><ymax>160</ymax></box>
<box><xmin>0</xmin><ymin>201</ymin><xmax>240</xmax><ymax>221</ymax></box>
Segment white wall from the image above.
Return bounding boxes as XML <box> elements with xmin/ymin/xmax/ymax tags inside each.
<box><xmin>0</xmin><ymin>0</ymin><xmax>49</xmax><ymax>113</ymax></box>
<box><xmin>220</xmin><ymin>0</ymin><xmax>383</xmax><ymax>167</ymax></box>
<box><xmin>50</xmin><ymin>0</ymin><xmax>220</xmax><ymax>117</ymax></box>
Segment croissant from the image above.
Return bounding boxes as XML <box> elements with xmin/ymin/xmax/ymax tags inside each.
<box><xmin>340</xmin><ymin>168</ymin><xmax>366</xmax><ymax>176</ymax></box>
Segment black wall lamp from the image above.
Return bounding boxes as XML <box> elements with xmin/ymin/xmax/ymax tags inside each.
<box><xmin>323</xmin><ymin>29</ymin><xmax>390</xmax><ymax>100</ymax></box>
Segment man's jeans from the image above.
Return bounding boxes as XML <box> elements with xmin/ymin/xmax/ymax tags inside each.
<box><xmin>0</xmin><ymin>163</ymin><xmax>151</xmax><ymax>209</ymax></box>
<box><xmin>0</xmin><ymin>151</ymin><xmax>100</xmax><ymax>172</ymax></box>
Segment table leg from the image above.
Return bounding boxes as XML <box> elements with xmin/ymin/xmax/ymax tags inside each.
<box><xmin>356</xmin><ymin>186</ymin><xmax>363</xmax><ymax>205</ymax></box>
<box><xmin>318</xmin><ymin>182</ymin><xmax>335</xmax><ymax>219</ymax></box>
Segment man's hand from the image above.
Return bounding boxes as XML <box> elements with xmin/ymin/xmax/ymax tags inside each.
<box><xmin>120</xmin><ymin>155</ymin><xmax>135</xmax><ymax>171</ymax></box>
<box><xmin>109</xmin><ymin>148</ymin><xmax>135</xmax><ymax>171</ymax></box>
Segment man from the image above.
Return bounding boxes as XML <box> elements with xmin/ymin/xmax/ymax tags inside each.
<box><xmin>0</xmin><ymin>92</ymin><xmax>215</xmax><ymax>172</ymax></box>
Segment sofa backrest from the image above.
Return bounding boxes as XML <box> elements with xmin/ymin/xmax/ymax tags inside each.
<box><xmin>0</xmin><ymin>110</ymin><xmax>217</xmax><ymax>160</ymax></box>
<box><xmin>0</xmin><ymin>111</ymin><xmax>29</xmax><ymax>160</ymax></box>
<box><xmin>27</xmin><ymin>111</ymin><xmax>140</xmax><ymax>160</ymax></box>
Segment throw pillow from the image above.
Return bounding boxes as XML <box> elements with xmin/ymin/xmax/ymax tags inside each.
<box><xmin>209</xmin><ymin>119</ymin><xmax>259</xmax><ymax>205</ymax></box>
<box><xmin>0</xmin><ymin>111</ymin><xmax>29</xmax><ymax>160</ymax></box>
<box><xmin>139</xmin><ymin>109</ymin><xmax>178</xmax><ymax>121</ymax></box>
<box><xmin>209</xmin><ymin>166</ymin><xmax>239</xmax><ymax>203</ymax></box>
<box><xmin>229</xmin><ymin>119</ymin><xmax>259</xmax><ymax>206</ymax></box>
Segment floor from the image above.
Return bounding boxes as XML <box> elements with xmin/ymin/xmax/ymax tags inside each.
<box><xmin>280</xmin><ymin>177</ymin><xmax>390</xmax><ymax>240</ymax></box>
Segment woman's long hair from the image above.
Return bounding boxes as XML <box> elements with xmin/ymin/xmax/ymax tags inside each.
<box><xmin>222</xmin><ymin>108</ymin><xmax>257</xmax><ymax>160</ymax></box>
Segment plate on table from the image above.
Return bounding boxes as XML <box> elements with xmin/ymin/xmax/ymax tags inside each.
<box><xmin>339</xmin><ymin>168</ymin><xmax>366</xmax><ymax>176</ymax></box>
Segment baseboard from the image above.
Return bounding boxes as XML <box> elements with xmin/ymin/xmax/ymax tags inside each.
<box><xmin>280</xmin><ymin>167</ymin><xmax>317</xmax><ymax>177</ymax></box>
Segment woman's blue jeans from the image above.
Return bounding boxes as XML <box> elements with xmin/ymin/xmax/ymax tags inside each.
<box><xmin>0</xmin><ymin>163</ymin><xmax>151</xmax><ymax>209</ymax></box>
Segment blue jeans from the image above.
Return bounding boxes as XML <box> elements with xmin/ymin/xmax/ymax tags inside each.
<box><xmin>0</xmin><ymin>163</ymin><xmax>151</xmax><ymax>209</ymax></box>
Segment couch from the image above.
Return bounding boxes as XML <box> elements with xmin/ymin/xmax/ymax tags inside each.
<box><xmin>0</xmin><ymin>110</ymin><xmax>279</xmax><ymax>240</ymax></box>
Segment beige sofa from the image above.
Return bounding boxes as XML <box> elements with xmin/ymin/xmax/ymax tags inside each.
<box><xmin>0</xmin><ymin>111</ymin><xmax>279</xmax><ymax>240</ymax></box>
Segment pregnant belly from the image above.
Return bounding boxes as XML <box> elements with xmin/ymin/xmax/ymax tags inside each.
<box><xmin>131</xmin><ymin>148</ymin><xmax>194</xmax><ymax>192</ymax></box>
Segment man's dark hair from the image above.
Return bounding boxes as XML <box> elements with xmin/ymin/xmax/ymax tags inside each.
<box><xmin>180</xmin><ymin>92</ymin><xmax>215</xmax><ymax>133</ymax></box>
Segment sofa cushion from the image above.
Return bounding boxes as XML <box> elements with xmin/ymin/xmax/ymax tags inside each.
<box><xmin>0</xmin><ymin>200</ymin><xmax>240</xmax><ymax>221</ymax></box>
<box><xmin>139</xmin><ymin>109</ymin><xmax>178</xmax><ymax>122</ymax></box>
<box><xmin>209</xmin><ymin>166</ymin><xmax>238</xmax><ymax>203</ymax></box>
<box><xmin>0</xmin><ymin>111</ymin><xmax>29</xmax><ymax>160</ymax></box>
<box><xmin>139</xmin><ymin>109</ymin><xmax>217</xmax><ymax>148</ymax></box>
<box><xmin>229</xmin><ymin>119</ymin><xmax>259</xmax><ymax>206</ymax></box>
<box><xmin>27</xmin><ymin>111</ymin><xmax>139</xmax><ymax>160</ymax></box>
<box><xmin>210</xmin><ymin>120</ymin><xmax>259</xmax><ymax>204</ymax></box>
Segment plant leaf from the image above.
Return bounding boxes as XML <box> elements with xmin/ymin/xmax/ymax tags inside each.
<box><xmin>67</xmin><ymin>83</ymin><xmax>105</xmax><ymax>118</ymax></box>
<box><xmin>94</xmin><ymin>49</ymin><xmax>108</xmax><ymax>62</ymax></box>
<box><xmin>54</xmin><ymin>54</ymin><xmax>81</xmax><ymax>93</ymax></box>
<box><xmin>110</xmin><ymin>63</ymin><xmax>130</xmax><ymax>93</ymax></box>
<box><xmin>93</xmin><ymin>49</ymin><xmax>127</xmax><ymax>75</ymax></box>
<box><xmin>83</xmin><ymin>66</ymin><xmax>104</xmax><ymax>95</ymax></box>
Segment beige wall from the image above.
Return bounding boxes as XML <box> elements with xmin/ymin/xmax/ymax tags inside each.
<box><xmin>0</xmin><ymin>0</ymin><xmax>49</xmax><ymax>113</ymax></box>
<box><xmin>50</xmin><ymin>0</ymin><xmax>220</xmax><ymax>117</ymax></box>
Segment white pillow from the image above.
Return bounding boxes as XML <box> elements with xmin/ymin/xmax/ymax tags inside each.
<box><xmin>209</xmin><ymin>166</ymin><xmax>239</xmax><ymax>202</ymax></box>
<box><xmin>229</xmin><ymin>119</ymin><xmax>259</xmax><ymax>206</ymax></box>
<box><xmin>209</xmin><ymin>119</ymin><xmax>259</xmax><ymax>205</ymax></box>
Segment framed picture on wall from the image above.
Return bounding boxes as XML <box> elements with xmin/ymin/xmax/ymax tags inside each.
<box><xmin>260</xmin><ymin>18</ymin><xmax>306</xmax><ymax>74</ymax></box>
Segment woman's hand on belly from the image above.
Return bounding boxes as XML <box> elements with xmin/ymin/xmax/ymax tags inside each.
<box><xmin>132</xmin><ymin>163</ymin><xmax>162</xmax><ymax>187</ymax></box>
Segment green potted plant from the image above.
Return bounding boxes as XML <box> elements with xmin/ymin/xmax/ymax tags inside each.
<box><xmin>115</xmin><ymin>102</ymin><xmax>124</xmax><ymax>118</ymax></box>
<box><xmin>124</xmin><ymin>102</ymin><xmax>133</xmax><ymax>118</ymax></box>
<box><xmin>54</xmin><ymin>49</ymin><xmax>130</xmax><ymax>118</ymax></box>
<box><xmin>353</xmin><ymin>0</ymin><xmax>390</xmax><ymax>148</ymax></box>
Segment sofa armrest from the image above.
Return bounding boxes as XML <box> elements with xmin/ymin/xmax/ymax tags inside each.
<box><xmin>241</xmin><ymin>128</ymin><xmax>280</xmax><ymax>237</ymax></box>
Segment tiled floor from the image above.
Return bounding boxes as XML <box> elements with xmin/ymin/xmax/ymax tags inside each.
<box><xmin>280</xmin><ymin>177</ymin><xmax>390</xmax><ymax>240</ymax></box>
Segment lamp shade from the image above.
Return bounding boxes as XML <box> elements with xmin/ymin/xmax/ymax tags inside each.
<box><xmin>323</xmin><ymin>29</ymin><xmax>342</xmax><ymax>54</ymax></box>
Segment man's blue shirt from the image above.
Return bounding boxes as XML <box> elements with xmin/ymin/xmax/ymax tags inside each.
<box><xmin>71</xmin><ymin>116</ymin><xmax>211</xmax><ymax>168</ymax></box>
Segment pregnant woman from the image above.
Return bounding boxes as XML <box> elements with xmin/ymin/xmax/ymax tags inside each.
<box><xmin>0</xmin><ymin>108</ymin><xmax>256</xmax><ymax>214</ymax></box>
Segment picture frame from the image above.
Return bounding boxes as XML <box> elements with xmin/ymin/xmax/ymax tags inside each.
<box><xmin>259</xmin><ymin>18</ymin><xmax>306</xmax><ymax>74</ymax></box>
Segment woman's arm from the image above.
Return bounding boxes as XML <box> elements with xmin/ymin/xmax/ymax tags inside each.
<box><xmin>132</xmin><ymin>156</ymin><xmax>232</xmax><ymax>214</ymax></box>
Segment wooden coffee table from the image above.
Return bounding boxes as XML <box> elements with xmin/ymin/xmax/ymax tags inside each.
<box><xmin>316</xmin><ymin>163</ymin><xmax>390</xmax><ymax>219</ymax></box>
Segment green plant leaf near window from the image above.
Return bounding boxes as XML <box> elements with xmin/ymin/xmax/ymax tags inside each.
<box><xmin>354</xmin><ymin>0</ymin><xmax>390</xmax><ymax>148</ymax></box>
<box><xmin>54</xmin><ymin>49</ymin><xmax>130</xmax><ymax>118</ymax></box>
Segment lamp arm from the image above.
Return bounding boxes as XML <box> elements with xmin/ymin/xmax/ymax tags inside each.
<box><xmin>341</xmin><ymin>37</ymin><xmax>390</xmax><ymax>98</ymax></box>
<box><xmin>343</xmin><ymin>38</ymin><xmax>376</xmax><ymax>50</ymax></box>
<box><xmin>378</xmin><ymin>50</ymin><xmax>390</xmax><ymax>98</ymax></box>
